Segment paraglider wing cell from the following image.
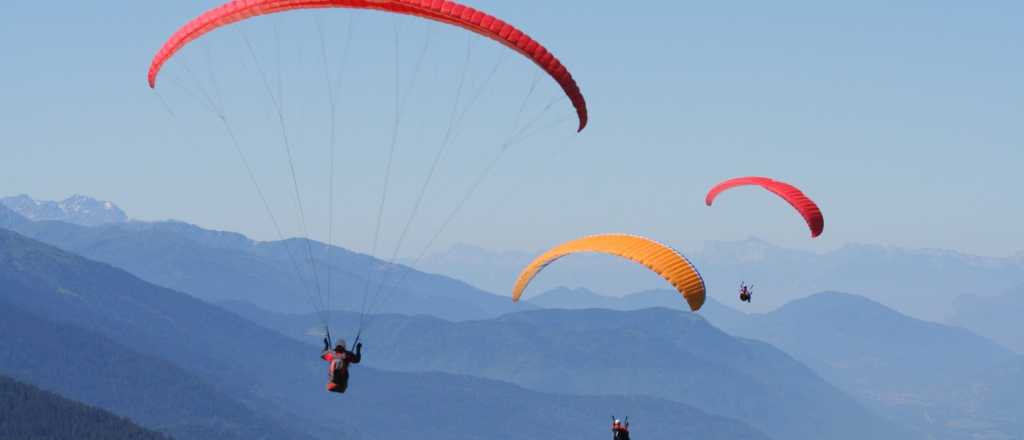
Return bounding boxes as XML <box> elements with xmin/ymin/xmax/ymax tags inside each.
<box><xmin>705</xmin><ymin>176</ymin><xmax>824</xmax><ymax>237</ymax></box>
<box><xmin>511</xmin><ymin>234</ymin><xmax>706</xmax><ymax>311</ymax></box>
<box><xmin>147</xmin><ymin>0</ymin><xmax>588</xmax><ymax>131</ymax></box>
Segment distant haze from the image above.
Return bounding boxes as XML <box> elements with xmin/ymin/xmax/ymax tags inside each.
<box><xmin>416</xmin><ymin>240</ymin><xmax>1024</xmax><ymax>321</ymax></box>
<box><xmin>5</xmin><ymin>194</ymin><xmax>1022</xmax><ymax>323</ymax></box>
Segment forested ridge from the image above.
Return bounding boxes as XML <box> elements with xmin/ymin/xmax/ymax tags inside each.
<box><xmin>0</xmin><ymin>374</ymin><xmax>171</xmax><ymax>440</ymax></box>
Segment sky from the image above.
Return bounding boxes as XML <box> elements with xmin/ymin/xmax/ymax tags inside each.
<box><xmin>2</xmin><ymin>1</ymin><xmax>1022</xmax><ymax>258</ymax></box>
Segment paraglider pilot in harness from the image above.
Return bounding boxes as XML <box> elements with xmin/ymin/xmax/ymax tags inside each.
<box><xmin>321</xmin><ymin>336</ymin><xmax>362</xmax><ymax>393</ymax></box>
<box><xmin>611</xmin><ymin>416</ymin><xmax>631</xmax><ymax>440</ymax></box>
<box><xmin>739</xmin><ymin>282</ymin><xmax>753</xmax><ymax>303</ymax></box>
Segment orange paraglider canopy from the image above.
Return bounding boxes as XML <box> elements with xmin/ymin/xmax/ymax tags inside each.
<box><xmin>511</xmin><ymin>234</ymin><xmax>706</xmax><ymax>311</ymax></box>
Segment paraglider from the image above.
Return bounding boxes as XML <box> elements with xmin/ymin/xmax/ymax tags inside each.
<box><xmin>511</xmin><ymin>234</ymin><xmax>706</xmax><ymax>312</ymax></box>
<box><xmin>150</xmin><ymin>0</ymin><xmax>590</xmax><ymax>394</ymax></box>
<box><xmin>739</xmin><ymin>282</ymin><xmax>753</xmax><ymax>303</ymax></box>
<box><xmin>147</xmin><ymin>0</ymin><xmax>588</xmax><ymax>131</ymax></box>
<box><xmin>705</xmin><ymin>176</ymin><xmax>824</xmax><ymax>238</ymax></box>
<box><xmin>611</xmin><ymin>416</ymin><xmax>631</xmax><ymax>440</ymax></box>
<box><xmin>321</xmin><ymin>338</ymin><xmax>363</xmax><ymax>394</ymax></box>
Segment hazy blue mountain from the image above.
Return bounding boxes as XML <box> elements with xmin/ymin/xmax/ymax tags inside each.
<box><xmin>954</xmin><ymin>355</ymin><xmax>1024</xmax><ymax>432</ymax></box>
<box><xmin>0</xmin><ymin>374</ymin><xmax>170</xmax><ymax>440</ymax></box>
<box><xmin>904</xmin><ymin>354</ymin><xmax>1024</xmax><ymax>440</ymax></box>
<box><xmin>334</xmin><ymin>369</ymin><xmax>774</xmax><ymax>440</ymax></box>
<box><xmin>0</xmin><ymin>299</ymin><xmax>309</xmax><ymax>440</ymax></box>
<box><xmin>635</xmin><ymin>288</ymin><xmax>751</xmax><ymax>329</ymax></box>
<box><xmin>228</xmin><ymin>304</ymin><xmax>910</xmax><ymax>440</ymax></box>
<box><xmin>0</xmin><ymin>228</ymin><xmax>770</xmax><ymax>440</ymax></box>
<box><xmin>0</xmin><ymin>203</ymin><xmax>29</xmax><ymax>230</ymax></box>
<box><xmin>417</xmin><ymin>239</ymin><xmax>1024</xmax><ymax>321</ymax></box>
<box><xmin>948</xmin><ymin>285</ymin><xmax>1024</xmax><ymax>353</ymax></box>
<box><xmin>709</xmin><ymin>291</ymin><xmax>1017</xmax><ymax>439</ymax></box>
<box><xmin>2</xmin><ymin>205</ymin><xmax>527</xmax><ymax>321</ymax></box>
<box><xmin>403</xmin><ymin>243</ymin><xmax>536</xmax><ymax>295</ymax></box>
<box><xmin>529</xmin><ymin>286</ymin><xmax>628</xmax><ymax>309</ymax></box>
<box><xmin>528</xmin><ymin>288</ymin><xmax>1023</xmax><ymax>439</ymax></box>
<box><xmin>711</xmin><ymin>292</ymin><xmax>1013</xmax><ymax>393</ymax></box>
<box><xmin>414</xmin><ymin>242</ymin><xmax>628</xmax><ymax>296</ymax></box>
<box><xmin>529</xmin><ymin>286</ymin><xmax>748</xmax><ymax>326</ymax></box>
<box><xmin>1</xmin><ymin>194</ymin><xmax>128</xmax><ymax>226</ymax></box>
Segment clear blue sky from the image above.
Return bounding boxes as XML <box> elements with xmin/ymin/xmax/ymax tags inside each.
<box><xmin>3</xmin><ymin>1</ymin><xmax>1021</xmax><ymax>257</ymax></box>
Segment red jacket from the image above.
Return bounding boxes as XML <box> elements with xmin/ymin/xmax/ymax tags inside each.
<box><xmin>321</xmin><ymin>349</ymin><xmax>361</xmax><ymax>380</ymax></box>
<box><xmin>612</xmin><ymin>423</ymin><xmax>630</xmax><ymax>440</ymax></box>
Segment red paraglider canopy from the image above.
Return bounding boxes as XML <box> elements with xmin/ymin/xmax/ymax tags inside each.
<box><xmin>705</xmin><ymin>176</ymin><xmax>824</xmax><ymax>238</ymax></box>
<box><xmin>147</xmin><ymin>0</ymin><xmax>588</xmax><ymax>131</ymax></box>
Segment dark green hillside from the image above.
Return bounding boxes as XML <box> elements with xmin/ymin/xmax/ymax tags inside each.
<box><xmin>0</xmin><ymin>374</ymin><xmax>170</xmax><ymax>440</ymax></box>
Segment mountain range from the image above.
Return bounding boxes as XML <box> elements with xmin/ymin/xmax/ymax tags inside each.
<box><xmin>228</xmin><ymin>303</ymin><xmax>911</xmax><ymax>440</ymax></box>
<box><xmin>6</xmin><ymin>194</ymin><xmax>1020</xmax><ymax>351</ymax></box>
<box><xmin>1</xmin><ymin>194</ymin><xmax>128</xmax><ymax>226</ymax></box>
<box><xmin>529</xmin><ymin>285</ymin><xmax>748</xmax><ymax>320</ymax></box>
<box><xmin>8</xmin><ymin>194</ymin><xmax>1022</xmax><ymax>332</ymax></box>
<box><xmin>0</xmin><ymin>227</ymin><xmax>776</xmax><ymax>440</ymax></box>
<box><xmin>527</xmin><ymin>286</ymin><xmax>1022</xmax><ymax>439</ymax></box>
<box><xmin>0</xmin><ymin>200</ymin><xmax>526</xmax><ymax>322</ymax></box>
<box><xmin>415</xmin><ymin>239</ymin><xmax>1024</xmax><ymax>322</ymax></box>
<box><xmin>3</xmin><ymin>194</ymin><xmax>1021</xmax><ymax>439</ymax></box>
<box><xmin>714</xmin><ymin>292</ymin><xmax>1017</xmax><ymax>440</ymax></box>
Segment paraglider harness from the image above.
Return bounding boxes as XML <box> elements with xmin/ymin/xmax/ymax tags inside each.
<box><xmin>739</xmin><ymin>282</ymin><xmax>753</xmax><ymax>303</ymax></box>
<box><xmin>322</xmin><ymin>328</ymin><xmax>362</xmax><ymax>394</ymax></box>
<box><xmin>611</xmin><ymin>416</ymin><xmax>631</xmax><ymax>440</ymax></box>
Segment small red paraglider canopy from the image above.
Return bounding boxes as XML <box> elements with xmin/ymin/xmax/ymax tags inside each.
<box><xmin>706</xmin><ymin>176</ymin><xmax>824</xmax><ymax>238</ymax></box>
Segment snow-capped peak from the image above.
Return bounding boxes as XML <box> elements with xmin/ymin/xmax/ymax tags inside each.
<box><xmin>0</xmin><ymin>194</ymin><xmax>129</xmax><ymax>227</ymax></box>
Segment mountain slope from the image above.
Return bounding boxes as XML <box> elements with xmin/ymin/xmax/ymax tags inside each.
<box><xmin>913</xmin><ymin>355</ymin><xmax>1024</xmax><ymax>440</ymax></box>
<box><xmin>713</xmin><ymin>292</ymin><xmax>1012</xmax><ymax>395</ymax></box>
<box><xmin>3</xmin><ymin>205</ymin><xmax>527</xmax><ymax>321</ymax></box>
<box><xmin>528</xmin><ymin>286</ymin><xmax>629</xmax><ymax>309</ymax></box>
<box><xmin>0</xmin><ymin>203</ymin><xmax>29</xmax><ymax>230</ymax></box>
<box><xmin>0</xmin><ymin>299</ymin><xmax>308</xmax><ymax>440</ymax></box>
<box><xmin>336</xmin><ymin>368</ymin><xmax>773</xmax><ymax>440</ymax></box>
<box><xmin>961</xmin><ymin>355</ymin><xmax>1024</xmax><ymax>429</ymax></box>
<box><xmin>0</xmin><ymin>374</ymin><xmax>170</xmax><ymax>440</ymax></box>
<box><xmin>948</xmin><ymin>285</ymin><xmax>1024</xmax><ymax>353</ymax></box>
<box><xmin>0</xmin><ymin>228</ymin><xmax>770</xmax><ymax>440</ymax></box>
<box><xmin>229</xmin><ymin>304</ymin><xmax>910</xmax><ymax>440</ymax></box>
<box><xmin>529</xmin><ymin>286</ymin><xmax>748</xmax><ymax>327</ymax></box>
<box><xmin>710</xmin><ymin>291</ymin><xmax>1016</xmax><ymax>439</ymax></box>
